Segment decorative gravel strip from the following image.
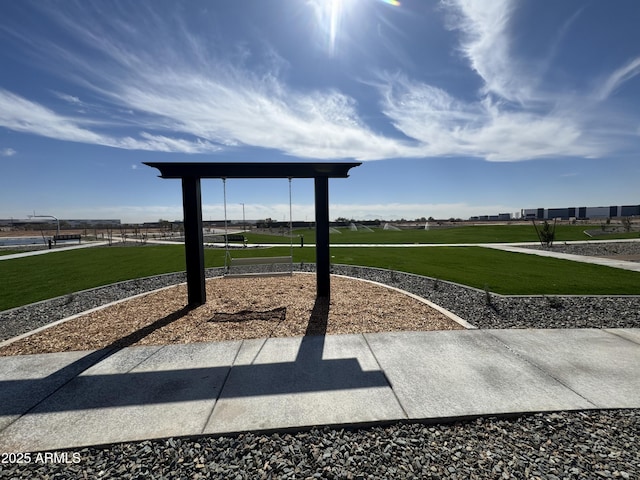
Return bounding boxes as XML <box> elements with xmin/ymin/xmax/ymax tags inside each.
<box><xmin>5</xmin><ymin>410</ymin><xmax>638</xmax><ymax>478</ymax></box>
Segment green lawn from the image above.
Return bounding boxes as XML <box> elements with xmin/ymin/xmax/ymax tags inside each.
<box><xmin>2</xmin><ymin>244</ymin><xmax>639</xmax><ymax>311</ymax></box>
<box><xmin>0</xmin><ymin>250</ymin><xmax>23</xmax><ymax>256</ymax></box>
<box><xmin>246</xmin><ymin>224</ymin><xmax>638</xmax><ymax>245</ymax></box>
<box><xmin>0</xmin><ymin>246</ymin><xmax>223</xmax><ymax>311</ymax></box>
<box><xmin>324</xmin><ymin>247</ymin><xmax>640</xmax><ymax>295</ymax></box>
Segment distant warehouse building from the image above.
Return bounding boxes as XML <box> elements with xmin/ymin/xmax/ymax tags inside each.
<box><xmin>522</xmin><ymin>205</ymin><xmax>640</xmax><ymax>220</ymax></box>
<box><xmin>469</xmin><ymin>213</ymin><xmax>513</xmax><ymax>221</ymax></box>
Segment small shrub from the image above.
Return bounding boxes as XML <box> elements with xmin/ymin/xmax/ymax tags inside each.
<box><xmin>484</xmin><ymin>284</ymin><xmax>493</xmax><ymax>307</ymax></box>
<box><xmin>532</xmin><ymin>219</ymin><xmax>556</xmax><ymax>247</ymax></box>
<box><xmin>63</xmin><ymin>293</ymin><xmax>75</xmax><ymax>306</ymax></box>
<box><xmin>539</xmin><ymin>221</ymin><xmax>555</xmax><ymax>247</ymax></box>
<box><xmin>544</xmin><ymin>295</ymin><xmax>563</xmax><ymax>309</ymax></box>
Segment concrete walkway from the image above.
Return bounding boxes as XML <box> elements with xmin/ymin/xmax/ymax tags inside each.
<box><xmin>1</xmin><ymin>328</ymin><xmax>638</xmax><ymax>452</ymax></box>
<box><xmin>0</xmin><ymin>242</ymin><xmax>110</xmax><ymax>261</ymax></box>
<box><xmin>484</xmin><ymin>244</ymin><xmax>640</xmax><ymax>273</ymax></box>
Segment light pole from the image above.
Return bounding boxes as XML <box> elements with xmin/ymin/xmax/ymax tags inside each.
<box><xmin>240</xmin><ymin>203</ymin><xmax>245</xmax><ymax>232</ymax></box>
<box><xmin>28</xmin><ymin>213</ymin><xmax>60</xmax><ymax>237</ymax></box>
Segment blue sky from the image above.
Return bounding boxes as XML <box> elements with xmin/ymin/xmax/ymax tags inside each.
<box><xmin>1</xmin><ymin>0</ymin><xmax>639</xmax><ymax>223</ymax></box>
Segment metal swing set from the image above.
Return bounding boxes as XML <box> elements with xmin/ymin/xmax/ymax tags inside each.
<box><xmin>222</xmin><ymin>177</ymin><xmax>295</xmax><ymax>278</ymax></box>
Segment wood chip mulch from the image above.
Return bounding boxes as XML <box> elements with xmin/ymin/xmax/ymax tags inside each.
<box><xmin>0</xmin><ymin>274</ymin><xmax>463</xmax><ymax>356</ymax></box>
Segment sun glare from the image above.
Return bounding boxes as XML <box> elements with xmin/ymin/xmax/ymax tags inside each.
<box><xmin>314</xmin><ymin>0</ymin><xmax>401</xmax><ymax>57</ymax></box>
<box><xmin>328</xmin><ymin>0</ymin><xmax>342</xmax><ymax>56</ymax></box>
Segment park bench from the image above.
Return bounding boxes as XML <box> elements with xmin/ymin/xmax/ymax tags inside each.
<box><xmin>225</xmin><ymin>255</ymin><xmax>293</xmax><ymax>278</ymax></box>
<box><xmin>53</xmin><ymin>234</ymin><xmax>82</xmax><ymax>245</ymax></box>
<box><xmin>225</xmin><ymin>234</ymin><xmax>246</xmax><ymax>242</ymax></box>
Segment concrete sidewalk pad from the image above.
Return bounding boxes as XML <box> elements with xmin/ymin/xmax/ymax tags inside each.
<box><xmin>0</xmin><ymin>342</ymin><xmax>240</xmax><ymax>452</ymax></box>
<box><xmin>606</xmin><ymin>328</ymin><xmax>640</xmax><ymax>345</ymax></box>
<box><xmin>205</xmin><ymin>335</ymin><xmax>404</xmax><ymax>434</ymax></box>
<box><xmin>489</xmin><ymin>329</ymin><xmax>640</xmax><ymax>408</ymax></box>
<box><xmin>364</xmin><ymin>330</ymin><xmax>596</xmax><ymax>419</ymax></box>
<box><xmin>0</xmin><ymin>350</ymin><xmax>111</xmax><ymax>431</ymax></box>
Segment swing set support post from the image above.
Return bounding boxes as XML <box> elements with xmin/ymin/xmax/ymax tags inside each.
<box><xmin>182</xmin><ymin>176</ymin><xmax>206</xmax><ymax>306</ymax></box>
<box><xmin>315</xmin><ymin>176</ymin><xmax>330</xmax><ymax>298</ymax></box>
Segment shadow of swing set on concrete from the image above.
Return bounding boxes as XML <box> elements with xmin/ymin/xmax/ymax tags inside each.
<box><xmin>0</xmin><ymin>296</ymin><xmax>389</xmax><ymax>418</ymax></box>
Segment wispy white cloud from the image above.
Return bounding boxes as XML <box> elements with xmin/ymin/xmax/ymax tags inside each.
<box><xmin>112</xmin><ymin>69</ymin><xmax>411</xmax><ymax>160</ymax></box>
<box><xmin>0</xmin><ymin>89</ymin><xmax>105</xmax><ymax>145</ymax></box>
<box><xmin>52</xmin><ymin>91</ymin><xmax>82</xmax><ymax>105</ymax></box>
<box><xmin>595</xmin><ymin>56</ymin><xmax>640</xmax><ymax>101</ymax></box>
<box><xmin>378</xmin><ymin>74</ymin><xmax>601</xmax><ymax>161</ymax></box>
<box><xmin>0</xmin><ymin>89</ymin><xmax>219</xmax><ymax>154</ymax></box>
<box><xmin>370</xmin><ymin>0</ymin><xmax>635</xmax><ymax>161</ymax></box>
<box><xmin>1</xmin><ymin>147</ymin><xmax>16</xmax><ymax>157</ymax></box>
<box><xmin>443</xmin><ymin>0</ymin><xmax>530</xmax><ymax>103</ymax></box>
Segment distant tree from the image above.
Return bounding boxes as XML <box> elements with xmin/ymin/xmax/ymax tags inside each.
<box><xmin>621</xmin><ymin>217</ymin><xmax>632</xmax><ymax>233</ymax></box>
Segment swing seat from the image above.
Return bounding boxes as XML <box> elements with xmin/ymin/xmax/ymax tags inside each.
<box><xmin>225</xmin><ymin>256</ymin><xmax>293</xmax><ymax>278</ymax></box>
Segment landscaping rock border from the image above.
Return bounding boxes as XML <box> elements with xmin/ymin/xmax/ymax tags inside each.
<box><xmin>5</xmin><ymin>410</ymin><xmax>638</xmax><ymax>478</ymax></box>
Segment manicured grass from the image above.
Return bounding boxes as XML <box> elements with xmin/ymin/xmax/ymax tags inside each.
<box><xmin>0</xmin><ymin>246</ymin><xmax>223</xmax><ymax>311</ymax></box>
<box><xmin>2</xmin><ymin>244</ymin><xmax>639</xmax><ymax>311</ymax></box>
<box><xmin>0</xmin><ymin>250</ymin><xmax>23</xmax><ymax>256</ymax></box>
<box><xmin>324</xmin><ymin>247</ymin><xmax>640</xmax><ymax>295</ymax></box>
<box><xmin>246</xmin><ymin>224</ymin><xmax>635</xmax><ymax>244</ymax></box>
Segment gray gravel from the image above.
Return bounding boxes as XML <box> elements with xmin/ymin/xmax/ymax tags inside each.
<box><xmin>3</xmin><ymin>410</ymin><xmax>638</xmax><ymax>478</ymax></box>
<box><xmin>524</xmin><ymin>240</ymin><xmax>640</xmax><ymax>261</ymax></box>
<box><xmin>1</xmin><ymin>247</ymin><xmax>639</xmax><ymax>478</ymax></box>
